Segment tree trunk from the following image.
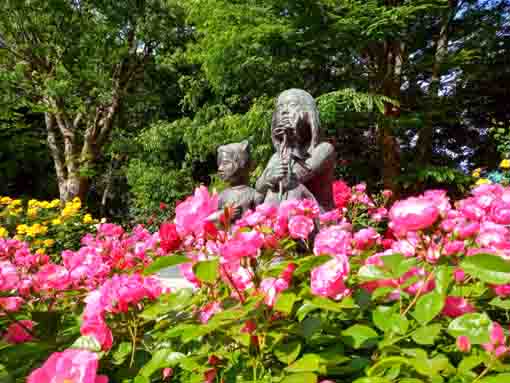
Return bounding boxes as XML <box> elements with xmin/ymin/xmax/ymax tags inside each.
<box><xmin>44</xmin><ymin>95</ymin><xmax>120</xmax><ymax>202</ymax></box>
<box><xmin>416</xmin><ymin>0</ymin><xmax>457</xmax><ymax>164</ymax></box>
<box><xmin>377</xmin><ymin>40</ymin><xmax>405</xmax><ymax>192</ymax></box>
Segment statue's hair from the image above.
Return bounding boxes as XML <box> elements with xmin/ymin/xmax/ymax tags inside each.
<box><xmin>217</xmin><ymin>140</ymin><xmax>250</xmax><ymax>169</ymax></box>
<box><xmin>271</xmin><ymin>88</ymin><xmax>321</xmax><ymax>153</ymax></box>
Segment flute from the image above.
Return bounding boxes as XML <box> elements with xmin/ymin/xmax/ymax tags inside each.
<box><xmin>278</xmin><ymin>133</ymin><xmax>287</xmax><ymax>201</ymax></box>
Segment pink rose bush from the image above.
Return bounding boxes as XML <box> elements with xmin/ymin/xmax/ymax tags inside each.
<box><xmin>27</xmin><ymin>349</ymin><xmax>108</xmax><ymax>383</ymax></box>
<box><xmin>5</xmin><ymin>182</ymin><xmax>510</xmax><ymax>382</ymax></box>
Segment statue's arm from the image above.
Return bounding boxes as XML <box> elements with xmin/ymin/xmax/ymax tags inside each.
<box><xmin>295</xmin><ymin>143</ymin><xmax>336</xmax><ymax>183</ymax></box>
<box><xmin>255</xmin><ymin>154</ymin><xmax>278</xmax><ymax>194</ymax></box>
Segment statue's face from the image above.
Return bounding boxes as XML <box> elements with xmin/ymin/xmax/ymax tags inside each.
<box><xmin>217</xmin><ymin>150</ymin><xmax>238</xmax><ymax>182</ymax></box>
<box><xmin>274</xmin><ymin>91</ymin><xmax>314</xmax><ymax>153</ymax></box>
<box><xmin>274</xmin><ymin>93</ymin><xmax>303</xmax><ymax>145</ymax></box>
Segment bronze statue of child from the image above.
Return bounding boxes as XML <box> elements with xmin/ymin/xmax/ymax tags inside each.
<box><xmin>210</xmin><ymin>140</ymin><xmax>264</xmax><ymax>222</ymax></box>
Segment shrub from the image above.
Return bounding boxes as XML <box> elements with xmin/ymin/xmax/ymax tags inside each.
<box><xmin>5</xmin><ymin>183</ymin><xmax>510</xmax><ymax>382</ymax></box>
<box><xmin>0</xmin><ymin>196</ymin><xmax>99</xmax><ymax>257</ymax></box>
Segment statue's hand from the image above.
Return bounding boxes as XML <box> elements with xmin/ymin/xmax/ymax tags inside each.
<box><xmin>266</xmin><ymin>158</ymin><xmax>288</xmax><ymax>188</ymax></box>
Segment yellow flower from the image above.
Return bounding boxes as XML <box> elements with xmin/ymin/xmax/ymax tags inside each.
<box><xmin>28</xmin><ymin>199</ymin><xmax>39</xmax><ymax>208</ymax></box>
<box><xmin>83</xmin><ymin>214</ymin><xmax>94</xmax><ymax>224</ymax></box>
<box><xmin>27</xmin><ymin>207</ymin><xmax>38</xmax><ymax>218</ymax></box>
<box><xmin>51</xmin><ymin>218</ymin><xmax>62</xmax><ymax>226</ymax></box>
<box><xmin>40</xmin><ymin>201</ymin><xmax>50</xmax><ymax>209</ymax></box>
<box><xmin>35</xmin><ymin>248</ymin><xmax>45</xmax><ymax>255</ymax></box>
<box><xmin>500</xmin><ymin>159</ymin><xmax>510</xmax><ymax>169</ymax></box>
<box><xmin>17</xmin><ymin>224</ymin><xmax>28</xmax><ymax>234</ymax></box>
<box><xmin>472</xmin><ymin>168</ymin><xmax>482</xmax><ymax>178</ymax></box>
<box><xmin>10</xmin><ymin>199</ymin><xmax>21</xmax><ymax>207</ymax></box>
<box><xmin>476</xmin><ymin>178</ymin><xmax>492</xmax><ymax>185</ymax></box>
<box><xmin>0</xmin><ymin>227</ymin><xmax>8</xmax><ymax>237</ymax></box>
<box><xmin>43</xmin><ymin>239</ymin><xmax>55</xmax><ymax>247</ymax></box>
<box><xmin>0</xmin><ymin>196</ymin><xmax>12</xmax><ymax>205</ymax></box>
<box><xmin>49</xmin><ymin>199</ymin><xmax>60</xmax><ymax>208</ymax></box>
<box><xmin>72</xmin><ymin>197</ymin><xmax>81</xmax><ymax>203</ymax></box>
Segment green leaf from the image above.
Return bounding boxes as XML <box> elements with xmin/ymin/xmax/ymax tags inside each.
<box><xmin>458</xmin><ymin>355</ymin><xmax>485</xmax><ymax>373</ymax></box>
<box><xmin>275</xmin><ymin>292</ymin><xmax>297</xmax><ymax>314</ymax></box>
<box><xmin>399</xmin><ymin>379</ymin><xmax>424</xmax><ymax>383</ymax></box>
<box><xmin>274</xmin><ymin>341</ymin><xmax>302</xmax><ymax>365</ymax></box>
<box><xmin>295</xmin><ymin>255</ymin><xmax>332</xmax><ymax>275</ymax></box>
<box><xmin>286</xmin><ymin>354</ymin><xmax>322</xmax><ymax>373</ymax></box>
<box><xmin>301</xmin><ymin>317</ymin><xmax>322</xmax><ymax>338</ymax></box>
<box><xmin>69</xmin><ymin>336</ymin><xmax>101</xmax><ymax>352</ymax></box>
<box><xmin>367</xmin><ymin>356</ymin><xmax>413</xmax><ymax>377</ymax></box>
<box><xmin>308</xmin><ymin>296</ymin><xmax>348</xmax><ymax>312</ymax></box>
<box><xmin>138</xmin><ymin>349</ymin><xmax>185</xmax><ymax>378</ymax></box>
<box><xmin>411</xmin><ymin>324</ymin><xmax>442</xmax><ymax>345</ymax></box>
<box><xmin>353</xmin><ymin>378</ymin><xmax>392</xmax><ymax>383</ymax></box>
<box><xmin>342</xmin><ymin>324</ymin><xmax>379</xmax><ymax>349</ymax></box>
<box><xmin>396</xmin><ymin>258</ymin><xmax>419</xmax><ymax>278</ymax></box>
<box><xmin>413</xmin><ymin>292</ymin><xmax>444</xmax><ymax>325</ymax></box>
<box><xmin>144</xmin><ymin>254</ymin><xmax>189</xmax><ymax>275</ymax></box>
<box><xmin>140</xmin><ymin>289</ymin><xmax>193</xmax><ymax>320</ymax></box>
<box><xmin>281</xmin><ymin>372</ymin><xmax>317</xmax><ymax>383</ymax></box>
<box><xmin>372</xmin><ymin>306</ymin><xmax>394</xmax><ymax>332</ymax></box>
<box><xmin>489</xmin><ymin>297</ymin><xmax>510</xmax><ymax>310</ymax></box>
<box><xmin>296</xmin><ymin>303</ymin><xmax>318</xmax><ymax>321</ymax></box>
<box><xmin>193</xmin><ymin>259</ymin><xmax>219</xmax><ymax>283</ymax></box>
<box><xmin>448</xmin><ymin>313</ymin><xmax>492</xmax><ymax>344</ymax></box>
<box><xmin>479</xmin><ymin>374</ymin><xmax>510</xmax><ymax>382</ymax></box>
<box><xmin>435</xmin><ymin>265</ymin><xmax>452</xmax><ymax>295</ymax></box>
<box><xmin>112</xmin><ymin>342</ymin><xmax>132</xmax><ymax>365</ymax></box>
<box><xmin>412</xmin><ymin>353</ymin><xmax>449</xmax><ymax>376</ymax></box>
<box><xmin>358</xmin><ymin>265</ymin><xmax>392</xmax><ymax>281</ymax></box>
<box><xmin>373</xmin><ymin>305</ymin><xmax>408</xmax><ymax>334</ymax></box>
<box><xmin>460</xmin><ymin>253</ymin><xmax>510</xmax><ymax>285</ymax></box>
<box><xmin>381</xmin><ymin>253</ymin><xmax>405</xmax><ymax>272</ymax></box>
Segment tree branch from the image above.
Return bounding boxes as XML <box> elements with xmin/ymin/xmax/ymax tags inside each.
<box><xmin>45</xmin><ymin>112</ymin><xmax>66</xmax><ymax>187</ymax></box>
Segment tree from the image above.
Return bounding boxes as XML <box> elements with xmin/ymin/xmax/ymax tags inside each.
<box><xmin>0</xmin><ymin>0</ymin><xmax>184</xmax><ymax>201</ymax></box>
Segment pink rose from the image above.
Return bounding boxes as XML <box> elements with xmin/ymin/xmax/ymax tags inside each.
<box><xmin>175</xmin><ymin>186</ymin><xmax>218</xmax><ymax>237</ymax></box>
<box><xmin>179</xmin><ymin>262</ymin><xmax>201</xmax><ymax>287</ymax></box>
<box><xmin>34</xmin><ymin>264</ymin><xmax>70</xmax><ymax>292</ymax></box>
<box><xmin>260</xmin><ymin>277</ymin><xmax>289</xmax><ymax>307</ymax></box>
<box><xmin>493</xmin><ymin>284</ymin><xmax>510</xmax><ymax>297</ymax></box>
<box><xmin>159</xmin><ymin>222</ymin><xmax>181</xmax><ymax>253</ymax></box>
<box><xmin>353</xmin><ymin>228</ymin><xmax>380</xmax><ymax>251</ymax></box>
<box><xmin>457</xmin><ymin>336</ymin><xmax>471</xmax><ymax>353</ymax></box>
<box><xmin>163</xmin><ymin>367</ymin><xmax>173</xmax><ymax>380</ymax></box>
<box><xmin>444</xmin><ymin>240</ymin><xmax>465</xmax><ymax>256</ymax></box>
<box><xmin>313</xmin><ymin>226</ymin><xmax>352</xmax><ymax>257</ymax></box>
<box><xmin>199</xmin><ymin>301</ymin><xmax>222</xmax><ymax>323</ymax></box>
<box><xmin>220</xmin><ymin>230</ymin><xmax>264</xmax><ymax>262</ymax></box>
<box><xmin>457</xmin><ymin>198</ymin><xmax>485</xmax><ymax>221</ymax></box>
<box><xmin>332</xmin><ymin>180</ymin><xmax>351</xmax><ymax>209</ymax></box>
<box><xmin>319</xmin><ymin>209</ymin><xmax>343</xmax><ymax>224</ymax></box>
<box><xmin>288</xmin><ymin>215</ymin><xmax>314</xmax><ymax>240</ymax></box>
<box><xmin>0</xmin><ymin>261</ymin><xmax>19</xmax><ymax>291</ymax></box>
<box><xmin>442</xmin><ymin>296</ymin><xmax>475</xmax><ymax>318</ymax></box>
<box><xmin>27</xmin><ymin>349</ymin><xmax>108</xmax><ymax>383</ymax></box>
<box><xmin>81</xmin><ymin>316</ymin><xmax>113</xmax><ymax>351</ymax></box>
<box><xmin>389</xmin><ymin>196</ymin><xmax>439</xmax><ymax>235</ymax></box>
<box><xmin>491</xmin><ymin>322</ymin><xmax>505</xmax><ymax>345</ymax></box>
<box><xmin>382</xmin><ymin>189</ymin><xmax>393</xmax><ymax>199</ymax></box>
<box><xmin>310</xmin><ymin>256</ymin><xmax>350</xmax><ymax>300</ymax></box>
<box><xmin>221</xmin><ymin>262</ymin><xmax>254</xmax><ymax>293</ymax></box>
<box><xmin>454</xmin><ymin>268</ymin><xmax>465</xmax><ymax>283</ymax></box>
<box><xmin>0</xmin><ymin>296</ymin><xmax>24</xmax><ymax>312</ymax></box>
<box><xmin>454</xmin><ymin>221</ymin><xmax>480</xmax><ymax>239</ymax></box>
<box><xmin>4</xmin><ymin>320</ymin><xmax>34</xmax><ymax>344</ymax></box>
<box><xmin>423</xmin><ymin>190</ymin><xmax>451</xmax><ymax>216</ymax></box>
